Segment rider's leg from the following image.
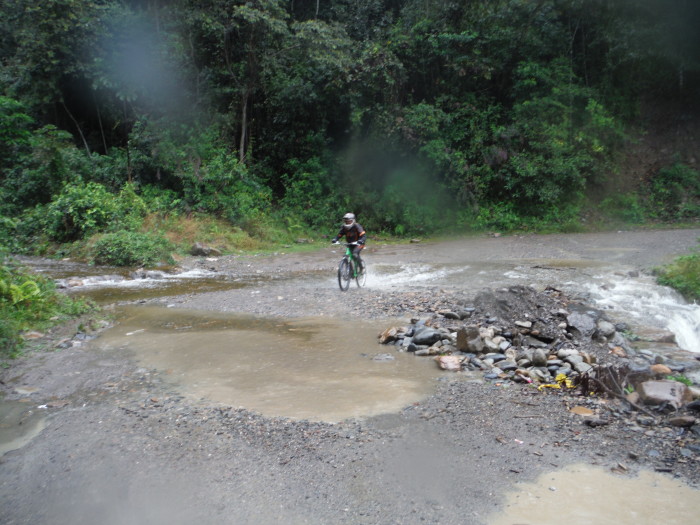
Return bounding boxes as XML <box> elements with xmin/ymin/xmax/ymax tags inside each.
<box><xmin>353</xmin><ymin>245</ymin><xmax>363</xmax><ymax>265</ymax></box>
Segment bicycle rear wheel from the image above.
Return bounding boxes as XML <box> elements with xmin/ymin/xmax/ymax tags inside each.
<box><xmin>355</xmin><ymin>259</ymin><xmax>367</xmax><ymax>287</ymax></box>
<box><xmin>338</xmin><ymin>258</ymin><xmax>351</xmax><ymax>291</ymax></box>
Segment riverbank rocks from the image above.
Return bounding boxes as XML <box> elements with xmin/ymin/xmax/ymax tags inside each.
<box><xmin>377</xmin><ymin>285</ymin><xmax>700</xmax><ymax>432</ymax></box>
<box><xmin>190</xmin><ymin>242</ymin><xmax>222</xmax><ymax>257</ymax></box>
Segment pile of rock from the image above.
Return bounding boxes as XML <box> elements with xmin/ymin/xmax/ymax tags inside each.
<box><xmin>377</xmin><ymin>285</ymin><xmax>700</xmax><ymax>408</ymax></box>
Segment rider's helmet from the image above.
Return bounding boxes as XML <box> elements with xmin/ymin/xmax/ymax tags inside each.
<box><xmin>342</xmin><ymin>212</ymin><xmax>356</xmax><ymax>230</ymax></box>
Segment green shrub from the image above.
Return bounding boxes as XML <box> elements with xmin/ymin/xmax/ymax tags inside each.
<box><xmin>0</xmin><ymin>125</ymin><xmax>87</xmax><ymax>215</ymax></box>
<box><xmin>0</xmin><ymin>215</ymin><xmax>20</xmax><ymax>252</ymax></box>
<box><xmin>0</xmin><ymin>96</ymin><xmax>32</xmax><ymax>169</ymax></box>
<box><xmin>178</xmin><ymin>147</ymin><xmax>273</xmax><ymax>228</ymax></box>
<box><xmin>475</xmin><ymin>202</ymin><xmax>523</xmax><ymax>231</ymax></box>
<box><xmin>45</xmin><ymin>182</ymin><xmax>121</xmax><ymax>242</ymax></box>
<box><xmin>599</xmin><ymin>193</ymin><xmax>646</xmax><ymax>223</ymax></box>
<box><xmin>656</xmin><ymin>254</ymin><xmax>700</xmax><ymax>301</ymax></box>
<box><xmin>0</xmin><ymin>257</ymin><xmax>94</xmax><ymax>358</ymax></box>
<box><xmin>648</xmin><ymin>163</ymin><xmax>700</xmax><ymax>221</ymax></box>
<box><xmin>116</xmin><ymin>183</ymin><xmax>148</xmax><ymax>231</ymax></box>
<box><xmin>42</xmin><ymin>182</ymin><xmax>148</xmax><ymax>243</ymax></box>
<box><xmin>92</xmin><ymin>231</ymin><xmax>174</xmax><ymax>267</ymax></box>
<box><xmin>280</xmin><ymin>157</ymin><xmax>339</xmax><ymax>230</ymax></box>
<box><xmin>140</xmin><ymin>185</ymin><xmax>183</xmax><ymax>215</ymax></box>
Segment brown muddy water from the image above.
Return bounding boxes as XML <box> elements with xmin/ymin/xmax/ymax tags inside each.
<box><xmin>488</xmin><ymin>463</ymin><xmax>700</xmax><ymax>525</ymax></box>
<box><xmin>0</xmin><ymin>399</ymin><xmax>46</xmax><ymax>456</ymax></box>
<box><xmin>98</xmin><ymin>305</ymin><xmax>451</xmax><ymax>422</ymax></box>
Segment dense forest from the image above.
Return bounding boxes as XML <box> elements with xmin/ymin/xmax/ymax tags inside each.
<box><xmin>1</xmin><ymin>0</ymin><xmax>700</xmax><ymax>261</ymax></box>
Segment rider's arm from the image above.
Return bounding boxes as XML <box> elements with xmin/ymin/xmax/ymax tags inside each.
<box><xmin>357</xmin><ymin>225</ymin><xmax>366</xmax><ymax>244</ymax></box>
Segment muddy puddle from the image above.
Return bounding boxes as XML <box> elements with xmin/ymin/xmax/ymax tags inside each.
<box><xmin>0</xmin><ymin>398</ymin><xmax>46</xmax><ymax>456</ymax></box>
<box><xmin>98</xmin><ymin>306</ymin><xmax>449</xmax><ymax>422</ymax></box>
<box><xmin>488</xmin><ymin>463</ymin><xmax>700</xmax><ymax>525</ymax></box>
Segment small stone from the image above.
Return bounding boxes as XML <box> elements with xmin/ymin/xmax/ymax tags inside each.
<box><xmin>650</xmin><ymin>363</ymin><xmax>672</xmax><ymax>377</ymax></box>
<box><xmin>584</xmin><ymin>417</ymin><xmax>609</xmax><ymax>427</ymax></box>
<box><xmin>668</xmin><ymin>416</ymin><xmax>696</xmax><ymax>427</ymax></box>
<box><xmin>596</xmin><ymin>320</ymin><xmax>616</xmax><ymax>339</ymax></box>
<box><xmin>435</xmin><ymin>355</ymin><xmax>463</xmax><ymax>371</ymax></box>
<box><xmin>378</xmin><ymin>327</ymin><xmax>399</xmax><ymax>344</ymax></box>
<box><xmin>532</xmin><ymin>349</ymin><xmax>548</xmax><ymax>367</ymax></box>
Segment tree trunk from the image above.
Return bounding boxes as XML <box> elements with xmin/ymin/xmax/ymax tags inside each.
<box><xmin>239</xmin><ymin>92</ymin><xmax>248</xmax><ymax>164</ymax></box>
<box><xmin>61</xmin><ymin>99</ymin><xmax>91</xmax><ymax>157</ymax></box>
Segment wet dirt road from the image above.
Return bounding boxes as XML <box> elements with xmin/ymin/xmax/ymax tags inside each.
<box><xmin>1</xmin><ymin>229</ymin><xmax>700</xmax><ymax>525</ymax></box>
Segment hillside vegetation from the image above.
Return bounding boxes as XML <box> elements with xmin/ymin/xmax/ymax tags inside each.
<box><xmin>1</xmin><ymin>0</ymin><xmax>699</xmax><ymax>261</ymax></box>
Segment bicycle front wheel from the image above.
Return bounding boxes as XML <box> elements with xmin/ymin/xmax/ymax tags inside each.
<box><xmin>355</xmin><ymin>259</ymin><xmax>367</xmax><ymax>287</ymax></box>
<box><xmin>338</xmin><ymin>258</ymin><xmax>351</xmax><ymax>291</ymax></box>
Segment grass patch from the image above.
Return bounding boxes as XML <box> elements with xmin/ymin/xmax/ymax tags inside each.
<box><xmin>656</xmin><ymin>253</ymin><xmax>700</xmax><ymax>302</ymax></box>
<box><xmin>667</xmin><ymin>374</ymin><xmax>693</xmax><ymax>386</ymax></box>
<box><xmin>143</xmin><ymin>213</ymin><xmax>271</xmax><ymax>254</ymax></box>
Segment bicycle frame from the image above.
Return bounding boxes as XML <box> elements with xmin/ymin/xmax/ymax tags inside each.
<box><xmin>335</xmin><ymin>241</ymin><xmax>365</xmax><ymax>291</ymax></box>
<box><xmin>343</xmin><ymin>244</ymin><xmax>359</xmax><ymax>277</ymax></box>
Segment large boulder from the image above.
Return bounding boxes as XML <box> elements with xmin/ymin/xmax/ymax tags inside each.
<box><xmin>566</xmin><ymin>311</ymin><xmax>597</xmax><ymax>337</ymax></box>
<box><xmin>637</xmin><ymin>380</ymin><xmax>693</xmax><ymax>409</ymax></box>
<box><xmin>190</xmin><ymin>242</ymin><xmax>222</xmax><ymax>257</ymax></box>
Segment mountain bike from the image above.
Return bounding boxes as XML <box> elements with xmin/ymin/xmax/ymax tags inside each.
<box><xmin>334</xmin><ymin>242</ymin><xmax>366</xmax><ymax>291</ymax></box>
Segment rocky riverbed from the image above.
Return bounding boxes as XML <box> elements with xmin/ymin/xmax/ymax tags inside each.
<box><xmin>2</xmin><ymin>230</ymin><xmax>700</xmax><ymax>525</ymax></box>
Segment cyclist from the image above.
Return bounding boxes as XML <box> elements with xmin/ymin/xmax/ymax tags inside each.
<box><xmin>332</xmin><ymin>213</ymin><xmax>366</xmax><ymax>266</ymax></box>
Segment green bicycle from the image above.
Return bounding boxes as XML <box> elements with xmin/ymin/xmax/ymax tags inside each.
<box><xmin>334</xmin><ymin>242</ymin><xmax>367</xmax><ymax>291</ymax></box>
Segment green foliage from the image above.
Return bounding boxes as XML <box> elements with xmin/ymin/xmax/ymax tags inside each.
<box><xmin>0</xmin><ymin>0</ymin><xmax>106</xmax><ymax>109</ymax></box>
<box><xmin>0</xmin><ymin>256</ymin><xmax>94</xmax><ymax>358</ymax></box>
<box><xmin>0</xmin><ymin>0</ymin><xmax>699</xmax><ymax>247</ymax></box>
<box><xmin>182</xmin><ymin>148</ymin><xmax>273</xmax><ymax>227</ymax></box>
<box><xmin>667</xmin><ymin>374</ymin><xmax>693</xmax><ymax>386</ymax></box>
<box><xmin>656</xmin><ymin>254</ymin><xmax>700</xmax><ymax>302</ymax></box>
<box><xmin>0</xmin><ymin>96</ymin><xmax>33</xmax><ymax>167</ymax></box>
<box><xmin>503</xmin><ymin>59</ymin><xmax>625</xmax><ymax>211</ymax></box>
<box><xmin>647</xmin><ymin>163</ymin><xmax>700</xmax><ymax>221</ymax></box>
<box><xmin>280</xmin><ymin>156</ymin><xmax>339</xmax><ymax>230</ymax></box>
<box><xmin>474</xmin><ymin>202</ymin><xmax>524</xmax><ymax>232</ymax></box>
<box><xmin>599</xmin><ymin>193</ymin><xmax>647</xmax><ymax>224</ymax></box>
<box><xmin>92</xmin><ymin>231</ymin><xmax>174</xmax><ymax>267</ymax></box>
<box><xmin>139</xmin><ymin>186</ymin><xmax>183</xmax><ymax>215</ymax></box>
<box><xmin>45</xmin><ymin>182</ymin><xmax>121</xmax><ymax>242</ymax></box>
<box><xmin>0</xmin><ymin>125</ymin><xmax>86</xmax><ymax>214</ymax></box>
<box><xmin>0</xmin><ymin>215</ymin><xmax>21</xmax><ymax>252</ymax></box>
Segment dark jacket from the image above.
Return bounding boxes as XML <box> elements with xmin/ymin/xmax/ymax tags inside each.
<box><xmin>334</xmin><ymin>223</ymin><xmax>366</xmax><ymax>244</ymax></box>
